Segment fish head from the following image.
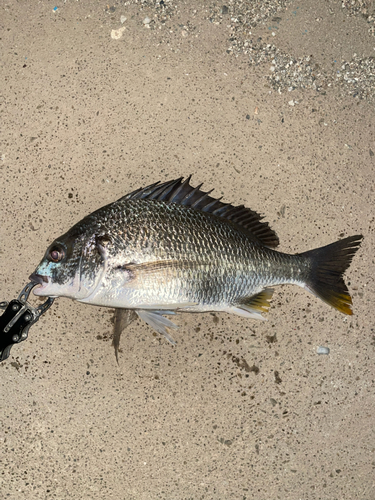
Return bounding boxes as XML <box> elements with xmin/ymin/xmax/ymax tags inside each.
<box><xmin>29</xmin><ymin>225</ymin><xmax>106</xmax><ymax>300</ymax></box>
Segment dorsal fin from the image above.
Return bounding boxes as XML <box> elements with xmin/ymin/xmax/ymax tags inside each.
<box><xmin>120</xmin><ymin>177</ymin><xmax>279</xmax><ymax>248</ymax></box>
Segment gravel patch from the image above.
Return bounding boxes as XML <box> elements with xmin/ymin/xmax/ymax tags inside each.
<box><xmin>120</xmin><ymin>0</ymin><xmax>375</xmax><ymax>102</ymax></box>
<box><xmin>212</xmin><ymin>0</ymin><xmax>375</xmax><ymax>101</ymax></box>
<box><xmin>341</xmin><ymin>0</ymin><xmax>375</xmax><ymax>36</ymax></box>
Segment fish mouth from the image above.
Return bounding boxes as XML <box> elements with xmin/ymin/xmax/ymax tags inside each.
<box><xmin>29</xmin><ymin>273</ymin><xmax>50</xmax><ymax>295</ymax></box>
<box><xmin>29</xmin><ymin>273</ymin><xmax>49</xmax><ymax>285</ymax></box>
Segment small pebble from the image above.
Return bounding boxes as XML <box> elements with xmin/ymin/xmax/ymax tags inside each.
<box><xmin>317</xmin><ymin>346</ymin><xmax>330</xmax><ymax>355</ymax></box>
<box><xmin>111</xmin><ymin>27</ymin><xmax>126</xmax><ymax>40</ymax></box>
<box><xmin>288</xmin><ymin>100</ymin><xmax>295</xmax><ymax>106</ymax></box>
<box><xmin>120</xmin><ymin>16</ymin><xmax>127</xmax><ymax>24</ymax></box>
<box><xmin>143</xmin><ymin>17</ymin><xmax>151</xmax><ymax>25</ymax></box>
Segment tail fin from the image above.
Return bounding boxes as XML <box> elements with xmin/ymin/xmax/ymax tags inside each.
<box><xmin>300</xmin><ymin>235</ymin><xmax>363</xmax><ymax>315</ymax></box>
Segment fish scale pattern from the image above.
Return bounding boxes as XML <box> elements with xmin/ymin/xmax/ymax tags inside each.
<box><xmin>72</xmin><ymin>198</ymin><xmax>296</xmax><ymax>308</ymax></box>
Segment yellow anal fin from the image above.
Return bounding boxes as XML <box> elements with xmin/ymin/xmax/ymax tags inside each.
<box><xmin>238</xmin><ymin>288</ymin><xmax>274</xmax><ymax>315</ymax></box>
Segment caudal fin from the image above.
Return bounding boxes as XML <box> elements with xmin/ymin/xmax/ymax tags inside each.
<box><xmin>300</xmin><ymin>235</ymin><xmax>363</xmax><ymax>315</ymax></box>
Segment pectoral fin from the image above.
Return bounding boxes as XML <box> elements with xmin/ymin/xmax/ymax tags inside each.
<box><xmin>135</xmin><ymin>302</ymin><xmax>196</xmax><ymax>310</ymax></box>
<box><xmin>118</xmin><ymin>260</ymin><xmax>192</xmax><ymax>288</ymax></box>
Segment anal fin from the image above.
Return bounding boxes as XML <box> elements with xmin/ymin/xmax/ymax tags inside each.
<box><xmin>230</xmin><ymin>288</ymin><xmax>274</xmax><ymax>320</ymax></box>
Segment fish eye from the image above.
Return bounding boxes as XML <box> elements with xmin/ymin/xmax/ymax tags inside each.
<box><xmin>49</xmin><ymin>246</ymin><xmax>64</xmax><ymax>263</ymax></box>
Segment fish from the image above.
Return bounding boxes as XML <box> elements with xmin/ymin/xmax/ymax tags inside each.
<box><xmin>29</xmin><ymin>176</ymin><xmax>363</xmax><ymax>352</ymax></box>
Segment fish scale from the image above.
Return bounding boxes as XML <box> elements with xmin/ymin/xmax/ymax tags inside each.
<box><xmin>98</xmin><ymin>201</ymin><xmax>276</xmax><ymax>304</ymax></box>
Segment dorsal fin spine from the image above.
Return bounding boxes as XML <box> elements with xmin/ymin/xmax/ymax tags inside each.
<box><xmin>166</xmin><ymin>176</ymin><xmax>188</xmax><ymax>202</ymax></box>
<box><xmin>182</xmin><ymin>183</ymin><xmax>203</xmax><ymax>203</ymax></box>
<box><xmin>191</xmin><ymin>189</ymin><xmax>214</xmax><ymax>209</ymax></box>
<box><xmin>202</xmin><ymin>197</ymin><xmax>223</xmax><ymax>212</ymax></box>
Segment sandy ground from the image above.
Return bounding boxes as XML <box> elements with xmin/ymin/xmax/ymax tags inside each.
<box><xmin>1</xmin><ymin>1</ymin><xmax>374</xmax><ymax>499</ymax></box>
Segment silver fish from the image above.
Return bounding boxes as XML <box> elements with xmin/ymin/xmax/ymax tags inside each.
<box><xmin>29</xmin><ymin>177</ymin><xmax>363</xmax><ymax>347</ymax></box>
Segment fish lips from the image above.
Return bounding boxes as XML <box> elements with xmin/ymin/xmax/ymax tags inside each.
<box><xmin>29</xmin><ymin>273</ymin><xmax>49</xmax><ymax>295</ymax></box>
